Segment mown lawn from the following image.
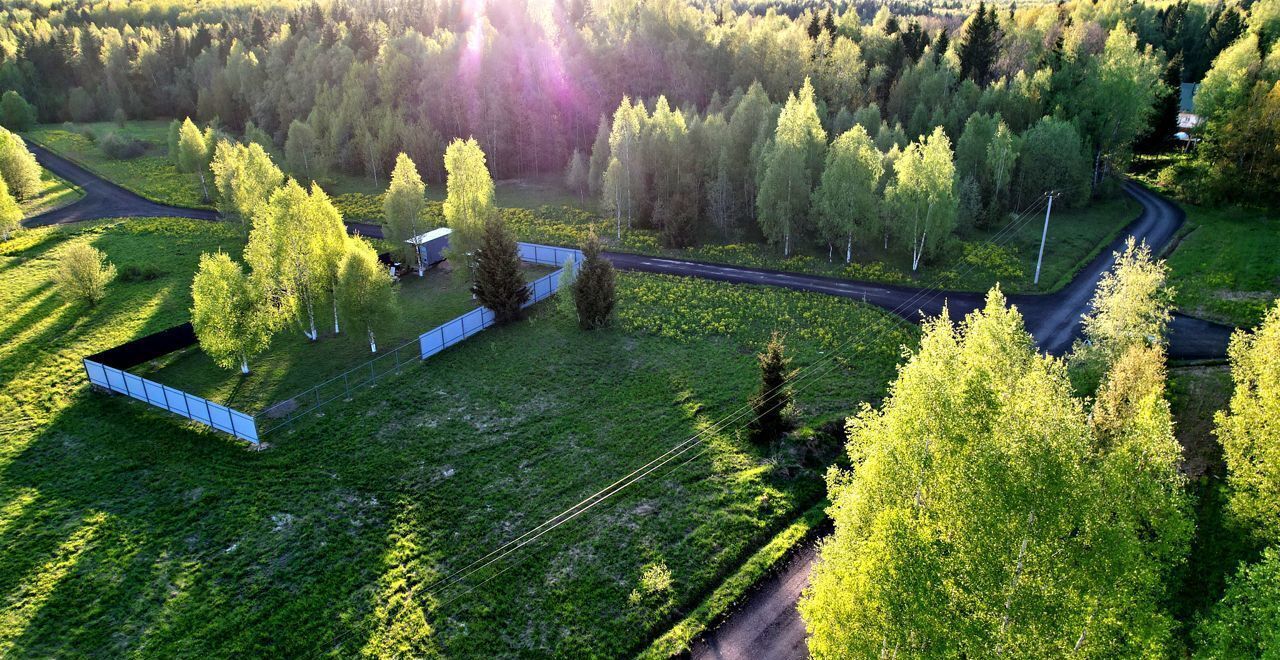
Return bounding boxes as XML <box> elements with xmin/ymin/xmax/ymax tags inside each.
<box><xmin>19</xmin><ymin>168</ymin><xmax>83</xmax><ymax>219</ymax></box>
<box><xmin>1165</xmin><ymin>203</ymin><xmax>1280</xmax><ymax>328</ymax></box>
<box><xmin>25</xmin><ymin>121</ymin><xmax>210</xmax><ymax>210</ymax></box>
<box><xmin>0</xmin><ymin>217</ymin><xmax>912</xmax><ymax>656</ymax></box>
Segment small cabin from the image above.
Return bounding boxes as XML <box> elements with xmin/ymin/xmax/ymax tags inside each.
<box><xmin>406</xmin><ymin>227</ymin><xmax>452</xmax><ymax>269</ymax></box>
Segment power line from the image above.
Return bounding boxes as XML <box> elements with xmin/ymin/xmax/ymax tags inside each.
<box><xmin>304</xmin><ymin>190</ymin><xmax>1062</xmax><ymax>657</ymax></box>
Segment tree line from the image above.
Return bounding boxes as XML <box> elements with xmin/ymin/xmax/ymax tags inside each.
<box><xmin>586</xmin><ymin>12</ymin><xmax>1162</xmax><ymax>269</ymax></box>
<box><xmin>0</xmin><ymin>0</ymin><xmax>1235</xmax><ymax>191</ymax></box>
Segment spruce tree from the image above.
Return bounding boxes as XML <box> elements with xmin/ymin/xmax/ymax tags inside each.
<box><xmin>573</xmin><ymin>231</ymin><xmax>616</xmax><ymax>329</ymax></box>
<box><xmin>471</xmin><ymin>215</ymin><xmax>529</xmax><ymax>324</ymax></box>
<box><xmin>749</xmin><ymin>332</ymin><xmax>793</xmax><ymax>443</ymax></box>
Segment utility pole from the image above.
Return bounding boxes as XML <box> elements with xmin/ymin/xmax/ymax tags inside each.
<box><xmin>1033</xmin><ymin>192</ymin><xmax>1055</xmax><ymax>286</ymax></box>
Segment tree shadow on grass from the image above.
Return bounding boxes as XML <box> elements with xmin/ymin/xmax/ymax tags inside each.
<box><xmin>0</xmin><ymin>393</ymin><xmax>410</xmax><ymax>656</ymax></box>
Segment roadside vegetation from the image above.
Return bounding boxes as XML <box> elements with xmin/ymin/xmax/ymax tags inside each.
<box><xmin>18</xmin><ymin>168</ymin><xmax>81</xmax><ymax>219</ymax></box>
<box><xmin>1164</xmin><ymin>204</ymin><xmax>1280</xmax><ymax>329</ymax></box>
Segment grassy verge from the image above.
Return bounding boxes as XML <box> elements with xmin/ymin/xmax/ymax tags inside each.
<box><xmin>1161</xmin><ymin>203</ymin><xmax>1280</xmax><ymax>328</ymax></box>
<box><xmin>0</xmin><ymin>218</ymin><xmax>912</xmax><ymax>656</ymax></box>
<box><xmin>25</xmin><ymin>121</ymin><xmax>211</xmax><ymax>210</ymax></box>
<box><xmin>639</xmin><ymin>501</ymin><xmax>827</xmax><ymax>658</ymax></box>
<box><xmin>19</xmin><ymin>168</ymin><xmax>83</xmax><ymax>219</ymax></box>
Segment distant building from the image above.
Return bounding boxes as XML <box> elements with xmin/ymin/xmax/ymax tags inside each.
<box><xmin>1178</xmin><ymin>82</ymin><xmax>1202</xmax><ymax>130</ymax></box>
<box><xmin>406</xmin><ymin>227</ymin><xmax>452</xmax><ymax>271</ymax></box>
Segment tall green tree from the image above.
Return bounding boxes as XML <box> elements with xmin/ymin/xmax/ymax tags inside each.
<box><xmin>887</xmin><ymin>126</ymin><xmax>956</xmax><ymax>271</ymax></box>
<box><xmin>471</xmin><ymin>215</ymin><xmax>529</xmax><ymax>324</ymax></box>
<box><xmin>383</xmin><ymin>153</ymin><xmax>428</xmax><ymax>276</ymax></box>
<box><xmin>0</xmin><ymin>176</ymin><xmax>23</xmax><ymax>241</ymax></box>
<box><xmin>757</xmin><ymin>78</ymin><xmax>826</xmax><ymax>256</ymax></box>
<box><xmin>244</xmin><ymin>180</ymin><xmax>346</xmax><ymax>341</ymax></box>
<box><xmin>284</xmin><ymin>119</ymin><xmax>321</xmax><ymax>180</ymax></box>
<box><xmin>177</xmin><ymin>117</ymin><xmax>214</xmax><ymax>202</ymax></box>
<box><xmin>0</xmin><ymin>91</ymin><xmax>35</xmax><ymax>132</ymax></box>
<box><xmin>564</xmin><ymin>148</ymin><xmax>588</xmax><ymax>200</ymax></box>
<box><xmin>1070</xmin><ymin>27</ymin><xmax>1165</xmax><ymax>188</ymax></box>
<box><xmin>0</xmin><ymin>127</ymin><xmax>41</xmax><ymax>200</ymax></box>
<box><xmin>210</xmin><ymin>139</ymin><xmax>285</xmax><ymax>229</ymax></box>
<box><xmin>442</xmin><ymin>137</ymin><xmax>495</xmax><ymax>279</ymax></box>
<box><xmin>190</xmin><ymin>252</ymin><xmax>272</xmax><ymax>374</ymax></box>
<box><xmin>605</xmin><ymin>96</ymin><xmax>646</xmax><ymax>238</ymax></box>
<box><xmin>574</xmin><ymin>231</ymin><xmax>616</xmax><ymax>330</ymax></box>
<box><xmin>337</xmin><ymin>237</ymin><xmax>397</xmax><ymax>353</ymax></box>
<box><xmin>1016</xmin><ymin>117</ymin><xmax>1090</xmax><ymax>208</ymax></box>
<box><xmin>1215</xmin><ymin>300</ymin><xmax>1280</xmax><ymax>544</ymax></box>
<box><xmin>748</xmin><ymin>331</ymin><xmax>793</xmax><ymax>444</ymax></box>
<box><xmin>587</xmin><ymin>115</ymin><xmax>610</xmax><ymax>197</ymax></box>
<box><xmin>1070</xmin><ymin>238</ymin><xmax>1174</xmax><ymax>390</ymax></box>
<box><xmin>811</xmin><ymin>125</ymin><xmax>884</xmax><ymax>263</ymax></box>
<box><xmin>801</xmin><ymin>289</ymin><xmax>1188</xmax><ymax>657</ymax></box>
<box><xmin>958</xmin><ymin>2</ymin><xmax>1000</xmax><ymax>85</ymax></box>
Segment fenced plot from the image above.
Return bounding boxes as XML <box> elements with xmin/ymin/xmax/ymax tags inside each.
<box><xmin>85</xmin><ymin>242</ymin><xmax>582</xmax><ymax>445</ymax></box>
<box><xmin>258</xmin><ymin>245</ymin><xmax>579</xmax><ymax>434</ymax></box>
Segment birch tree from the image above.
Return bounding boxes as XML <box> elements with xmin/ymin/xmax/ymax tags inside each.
<box><xmin>801</xmin><ymin>289</ymin><xmax>1188</xmax><ymax>657</ymax></box>
<box><xmin>0</xmin><ymin>127</ymin><xmax>40</xmax><ymax>199</ymax></box>
<box><xmin>245</xmin><ymin>180</ymin><xmax>345</xmax><ymax>341</ymax></box>
<box><xmin>811</xmin><ymin>125</ymin><xmax>883</xmax><ymax>263</ymax></box>
<box><xmin>383</xmin><ymin>153</ymin><xmax>427</xmax><ymax>276</ymax></box>
<box><xmin>337</xmin><ymin>238</ymin><xmax>397</xmax><ymax>353</ymax></box>
<box><xmin>177</xmin><ymin>117</ymin><xmax>213</xmax><ymax>202</ymax></box>
<box><xmin>191</xmin><ymin>252</ymin><xmax>272</xmax><ymax>374</ymax></box>
<box><xmin>210</xmin><ymin>139</ymin><xmax>284</xmax><ymax>229</ymax></box>
<box><xmin>605</xmin><ymin>96</ymin><xmax>644</xmax><ymax>238</ymax></box>
<box><xmin>0</xmin><ymin>176</ymin><xmax>20</xmax><ymax>241</ymax></box>
<box><xmin>1215</xmin><ymin>300</ymin><xmax>1280</xmax><ymax>544</ymax></box>
<box><xmin>442</xmin><ymin>137</ymin><xmax>495</xmax><ymax>279</ymax></box>
<box><xmin>756</xmin><ymin>78</ymin><xmax>826</xmax><ymax>256</ymax></box>
<box><xmin>887</xmin><ymin>126</ymin><xmax>957</xmax><ymax>271</ymax></box>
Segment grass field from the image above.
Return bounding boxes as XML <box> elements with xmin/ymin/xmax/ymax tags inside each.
<box><xmin>1164</xmin><ymin>203</ymin><xmax>1280</xmax><ymax>328</ymax></box>
<box><xmin>0</xmin><ymin>217</ymin><xmax>912</xmax><ymax>656</ymax></box>
<box><xmin>18</xmin><ymin>168</ymin><xmax>83</xmax><ymax>219</ymax></box>
<box><xmin>25</xmin><ymin>121</ymin><xmax>211</xmax><ymax>210</ymax></box>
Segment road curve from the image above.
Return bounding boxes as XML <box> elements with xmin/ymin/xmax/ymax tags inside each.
<box><xmin>25</xmin><ymin>138</ymin><xmax>1233</xmax><ymax>362</ymax></box>
<box><xmin>24</xmin><ymin>141</ymin><xmax>218</xmax><ymax>225</ymax></box>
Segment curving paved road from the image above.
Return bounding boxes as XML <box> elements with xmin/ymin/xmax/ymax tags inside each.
<box><xmin>25</xmin><ymin>137</ymin><xmax>1237</xmax><ymax>660</ymax></box>
<box><xmin>24</xmin><ymin>142</ymin><xmax>218</xmax><ymax>225</ymax></box>
<box><xmin>26</xmin><ymin>141</ymin><xmax>1234</xmax><ymax>363</ymax></box>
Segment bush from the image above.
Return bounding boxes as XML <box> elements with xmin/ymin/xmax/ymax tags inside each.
<box><xmin>53</xmin><ymin>242</ymin><xmax>116</xmax><ymax>307</ymax></box>
<box><xmin>98</xmin><ymin>131</ymin><xmax>148</xmax><ymax>160</ymax></box>
<box><xmin>117</xmin><ymin>263</ymin><xmax>166</xmax><ymax>283</ymax></box>
<box><xmin>0</xmin><ymin>91</ymin><xmax>36</xmax><ymax>132</ymax></box>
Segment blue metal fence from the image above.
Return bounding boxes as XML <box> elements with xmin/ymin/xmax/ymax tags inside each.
<box><xmin>83</xmin><ymin>358</ymin><xmax>260</xmax><ymax>443</ymax></box>
<box><xmin>256</xmin><ymin>243</ymin><xmax>583</xmax><ymax>436</ymax></box>
<box><xmin>85</xmin><ymin>242</ymin><xmax>582</xmax><ymax>444</ymax></box>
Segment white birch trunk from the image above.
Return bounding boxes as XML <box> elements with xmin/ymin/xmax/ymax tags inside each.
<box><xmin>368</xmin><ymin>327</ymin><xmax>377</xmax><ymax>353</ymax></box>
<box><xmin>846</xmin><ymin>233</ymin><xmax>853</xmax><ymax>263</ymax></box>
<box><xmin>240</xmin><ymin>356</ymin><xmax>250</xmax><ymax>375</ymax></box>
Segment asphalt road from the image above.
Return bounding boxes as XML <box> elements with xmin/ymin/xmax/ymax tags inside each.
<box><xmin>24</xmin><ymin>136</ymin><xmax>1238</xmax><ymax>659</ymax></box>
<box><xmin>26</xmin><ymin>141</ymin><xmax>1234</xmax><ymax>362</ymax></box>
<box><xmin>24</xmin><ymin>142</ymin><xmax>219</xmax><ymax>225</ymax></box>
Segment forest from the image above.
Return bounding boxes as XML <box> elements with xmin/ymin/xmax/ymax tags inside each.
<box><xmin>1</xmin><ymin>0</ymin><xmax>1279</xmax><ymax>657</ymax></box>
